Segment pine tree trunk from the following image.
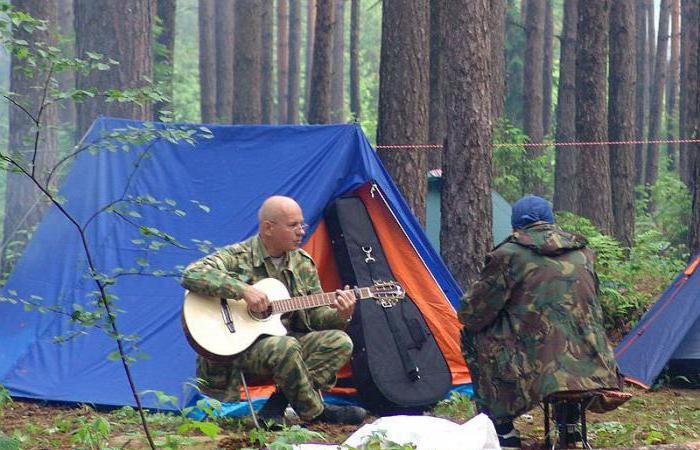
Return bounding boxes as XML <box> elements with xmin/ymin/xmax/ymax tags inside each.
<box><xmin>330</xmin><ymin>0</ymin><xmax>345</xmax><ymax>122</ymax></box>
<box><xmin>490</xmin><ymin>0</ymin><xmax>506</xmax><ymax>123</ymax></box>
<box><xmin>3</xmin><ymin>0</ymin><xmax>59</xmax><ymax>274</ymax></box>
<box><xmin>523</xmin><ymin>0</ymin><xmax>545</xmax><ymax>195</ymax></box>
<box><xmin>553</xmin><ymin>0</ymin><xmax>578</xmax><ymax>213</ymax></box>
<box><xmin>542</xmin><ymin>0</ymin><xmax>553</xmax><ymax>137</ymax></box>
<box><xmin>441</xmin><ymin>0</ymin><xmax>492</xmax><ymax>289</ymax></box>
<box><xmin>349</xmin><ymin>0</ymin><xmax>361</xmax><ymax>122</ymax></box>
<box><xmin>646</xmin><ymin>0</ymin><xmax>656</xmax><ymax>131</ymax></box>
<box><xmin>154</xmin><ymin>0</ymin><xmax>177</xmax><ymax>121</ymax></box>
<box><xmin>665</xmin><ymin>0</ymin><xmax>681</xmax><ymax>169</ymax></box>
<box><xmin>287</xmin><ymin>0</ymin><xmax>302</xmax><ymax>123</ymax></box>
<box><xmin>634</xmin><ymin>1</ymin><xmax>648</xmax><ymax>185</ymax></box>
<box><xmin>609</xmin><ymin>0</ymin><xmax>636</xmax><ymax>249</ymax></box>
<box><xmin>277</xmin><ymin>0</ymin><xmax>289</xmax><ymax>123</ymax></box>
<box><xmin>233</xmin><ymin>0</ymin><xmax>262</xmax><ymax>124</ymax></box>
<box><xmin>307</xmin><ymin>0</ymin><xmax>334</xmax><ymax>124</ymax></box>
<box><xmin>679</xmin><ymin>0</ymin><xmax>688</xmax><ymax>181</ymax></box>
<box><xmin>198</xmin><ymin>0</ymin><xmax>217</xmax><ymax>123</ymax></box>
<box><xmin>645</xmin><ymin>0</ymin><xmax>670</xmax><ymax>188</ymax></box>
<box><xmin>305</xmin><ymin>0</ymin><xmax>317</xmax><ymax>118</ymax></box>
<box><xmin>681</xmin><ymin>0</ymin><xmax>699</xmax><ymax>186</ymax></box>
<box><xmin>428</xmin><ymin>0</ymin><xmax>446</xmax><ymax>171</ymax></box>
<box><xmin>75</xmin><ymin>0</ymin><xmax>153</xmax><ymax>138</ymax></box>
<box><xmin>377</xmin><ymin>0</ymin><xmax>430</xmax><ymax>226</ymax></box>
<box><xmin>214</xmin><ymin>0</ymin><xmax>234</xmax><ymax>123</ymax></box>
<box><xmin>575</xmin><ymin>0</ymin><xmax>613</xmax><ymax>234</ymax></box>
<box><xmin>261</xmin><ymin>0</ymin><xmax>275</xmax><ymax>124</ymax></box>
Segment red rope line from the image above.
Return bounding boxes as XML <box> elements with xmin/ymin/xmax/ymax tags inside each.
<box><xmin>375</xmin><ymin>138</ymin><xmax>700</xmax><ymax>149</ymax></box>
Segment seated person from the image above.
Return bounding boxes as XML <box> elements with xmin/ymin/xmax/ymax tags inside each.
<box><xmin>459</xmin><ymin>195</ymin><xmax>623</xmax><ymax>448</ymax></box>
<box><xmin>181</xmin><ymin>195</ymin><xmax>367</xmax><ymax>426</ymax></box>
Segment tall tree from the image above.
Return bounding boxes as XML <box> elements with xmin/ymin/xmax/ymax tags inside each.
<box><xmin>287</xmin><ymin>0</ymin><xmax>302</xmax><ymax>123</ymax></box>
<box><xmin>681</xmin><ymin>0</ymin><xmax>699</xmax><ymax>186</ymax></box>
<box><xmin>3</xmin><ymin>0</ymin><xmax>59</xmax><ymax>274</ymax></box>
<box><xmin>490</xmin><ymin>0</ymin><xmax>507</xmax><ymax>123</ymax></box>
<box><xmin>198</xmin><ymin>0</ymin><xmax>216</xmax><ymax>123</ymax></box>
<box><xmin>645</xmin><ymin>0</ymin><xmax>670</xmax><ymax>187</ymax></box>
<box><xmin>428</xmin><ymin>0</ymin><xmax>446</xmax><ymax>170</ymax></box>
<box><xmin>634</xmin><ymin>1</ymin><xmax>648</xmax><ymax>185</ymax></box>
<box><xmin>441</xmin><ymin>0</ymin><xmax>492</xmax><ymax>289</ymax></box>
<box><xmin>154</xmin><ymin>0</ymin><xmax>177</xmax><ymax>121</ymax></box>
<box><xmin>55</xmin><ymin>0</ymin><xmax>76</xmax><ymax>140</ymax></box>
<box><xmin>553</xmin><ymin>0</ymin><xmax>578</xmax><ymax>213</ymax></box>
<box><xmin>377</xmin><ymin>0</ymin><xmax>430</xmax><ymax>225</ymax></box>
<box><xmin>542</xmin><ymin>0</ymin><xmax>553</xmax><ymax>136</ymax></box>
<box><xmin>646</xmin><ymin>0</ymin><xmax>656</xmax><ymax>127</ymax></box>
<box><xmin>214</xmin><ymin>0</ymin><xmax>234</xmax><ymax>122</ymax></box>
<box><xmin>330</xmin><ymin>0</ymin><xmax>345</xmax><ymax>122</ymax></box>
<box><xmin>349</xmin><ymin>0</ymin><xmax>361</xmax><ymax>122</ymax></box>
<box><xmin>261</xmin><ymin>0</ymin><xmax>274</xmax><ymax>124</ymax></box>
<box><xmin>608</xmin><ymin>0</ymin><xmax>637</xmax><ymax>249</ymax></box>
<box><xmin>523</xmin><ymin>0</ymin><xmax>545</xmax><ymax>195</ymax></box>
<box><xmin>277</xmin><ymin>0</ymin><xmax>289</xmax><ymax>123</ymax></box>
<box><xmin>307</xmin><ymin>0</ymin><xmax>334</xmax><ymax>124</ymax></box>
<box><xmin>665</xmin><ymin>0</ymin><xmax>681</xmax><ymax>169</ymax></box>
<box><xmin>575</xmin><ymin>0</ymin><xmax>613</xmax><ymax>234</ymax></box>
<box><xmin>233</xmin><ymin>0</ymin><xmax>262</xmax><ymax>124</ymax></box>
<box><xmin>304</xmin><ymin>0</ymin><xmax>317</xmax><ymax>117</ymax></box>
<box><xmin>75</xmin><ymin>0</ymin><xmax>153</xmax><ymax>138</ymax></box>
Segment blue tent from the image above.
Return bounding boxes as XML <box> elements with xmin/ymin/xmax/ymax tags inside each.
<box><xmin>0</xmin><ymin>118</ymin><xmax>468</xmax><ymax>411</ymax></box>
<box><xmin>615</xmin><ymin>254</ymin><xmax>700</xmax><ymax>388</ymax></box>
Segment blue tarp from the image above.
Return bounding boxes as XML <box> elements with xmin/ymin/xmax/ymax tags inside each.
<box><xmin>614</xmin><ymin>255</ymin><xmax>700</xmax><ymax>387</ymax></box>
<box><xmin>0</xmin><ymin>118</ymin><xmax>464</xmax><ymax>411</ymax></box>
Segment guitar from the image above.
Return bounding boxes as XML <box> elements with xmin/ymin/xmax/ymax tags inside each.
<box><xmin>182</xmin><ymin>277</ymin><xmax>405</xmax><ymax>360</ymax></box>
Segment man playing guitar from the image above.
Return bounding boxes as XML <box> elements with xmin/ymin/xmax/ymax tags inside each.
<box><xmin>181</xmin><ymin>195</ymin><xmax>367</xmax><ymax>426</ymax></box>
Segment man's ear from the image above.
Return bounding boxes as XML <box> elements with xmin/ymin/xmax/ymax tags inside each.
<box><xmin>260</xmin><ymin>220</ymin><xmax>273</xmax><ymax>236</ymax></box>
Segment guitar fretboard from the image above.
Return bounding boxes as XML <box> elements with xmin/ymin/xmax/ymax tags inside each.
<box><xmin>271</xmin><ymin>288</ymin><xmax>372</xmax><ymax>314</ymax></box>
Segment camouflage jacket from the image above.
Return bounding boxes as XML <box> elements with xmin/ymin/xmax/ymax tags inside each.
<box><xmin>459</xmin><ymin>222</ymin><xmax>622</xmax><ymax>419</ymax></box>
<box><xmin>181</xmin><ymin>234</ymin><xmax>346</xmax><ymax>333</ymax></box>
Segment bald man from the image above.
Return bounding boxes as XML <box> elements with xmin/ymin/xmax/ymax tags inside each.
<box><xmin>181</xmin><ymin>196</ymin><xmax>366</xmax><ymax>426</ymax></box>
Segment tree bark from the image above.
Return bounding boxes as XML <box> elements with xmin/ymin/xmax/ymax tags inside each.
<box><xmin>75</xmin><ymin>0</ymin><xmax>153</xmax><ymax>138</ymax></box>
<box><xmin>608</xmin><ymin>0</ymin><xmax>636</xmax><ymax>249</ymax></box>
<box><xmin>307</xmin><ymin>0</ymin><xmax>334</xmax><ymax>124</ymax></box>
<box><xmin>305</xmin><ymin>0</ymin><xmax>317</xmax><ymax>118</ymax></box>
<box><xmin>3</xmin><ymin>0</ymin><xmax>59</xmax><ymax>274</ymax></box>
<box><xmin>154</xmin><ymin>0</ymin><xmax>177</xmax><ymax>121</ymax></box>
<box><xmin>287</xmin><ymin>0</ymin><xmax>302</xmax><ymax>123</ymax></box>
<box><xmin>646</xmin><ymin>0</ymin><xmax>656</xmax><ymax>133</ymax></box>
<box><xmin>377</xmin><ymin>0</ymin><xmax>430</xmax><ymax>226</ymax></box>
<box><xmin>441</xmin><ymin>0</ymin><xmax>492</xmax><ymax>290</ymax></box>
<box><xmin>542</xmin><ymin>0</ymin><xmax>553</xmax><ymax>137</ymax></box>
<box><xmin>428</xmin><ymin>0</ymin><xmax>446</xmax><ymax>171</ymax></box>
<box><xmin>665</xmin><ymin>0</ymin><xmax>681</xmax><ymax>169</ymax></box>
<box><xmin>679</xmin><ymin>0</ymin><xmax>688</xmax><ymax>181</ymax></box>
<box><xmin>634</xmin><ymin>1</ymin><xmax>648</xmax><ymax>185</ymax></box>
<box><xmin>214</xmin><ymin>0</ymin><xmax>234</xmax><ymax>123</ymax></box>
<box><xmin>575</xmin><ymin>0</ymin><xmax>613</xmax><ymax>234</ymax></box>
<box><xmin>645</xmin><ymin>0</ymin><xmax>670</xmax><ymax>188</ymax></box>
<box><xmin>691</xmin><ymin>9</ymin><xmax>700</xmax><ymax>255</ymax></box>
<box><xmin>261</xmin><ymin>0</ymin><xmax>274</xmax><ymax>124</ymax></box>
<box><xmin>490</xmin><ymin>0</ymin><xmax>506</xmax><ymax>124</ymax></box>
<box><xmin>233</xmin><ymin>0</ymin><xmax>262</xmax><ymax>124</ymax></box>
<box><xmin>349</xmin><ymin>0</ymin><xmax>361</xmax><ymax>122</ymax></box>
<box><xmin>523</xmin><ymin>0</ymin><xmax>545</xmax><ymax>195</ymax></box>
<box><xmin>553</xmin><ymin>0</ymin><xmax>578</xmax><ymax>213</ymax></box>
<box><xmin>198</xmin><ymin>0</ymin><xmax>216</xmax><ymax>123</ymax></box>
<box><xmin>330</xmin><ymin>0</ymin><xmax>345</xmax><ymax>122</ymax></box>
<box><xmin>681</xmin><ymin>0</ymin><xmax>700</xmax><ymax>186</ymax></box>
<box><xmin>277</xmin><ymin>0</ymin><xmax>289</xmax><ymax>123</ymax></box>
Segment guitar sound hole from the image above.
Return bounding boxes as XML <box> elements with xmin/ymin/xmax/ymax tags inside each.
<box><xmin>249</xmin><ymin>306</ymin><xmax>272</xmax><ymax>321</ymax></box>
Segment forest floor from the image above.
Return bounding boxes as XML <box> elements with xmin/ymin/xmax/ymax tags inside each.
<box><xmin>0</xmin><ymin>385</ymin><xmax>698</xmax><ymax>449</ymax></box>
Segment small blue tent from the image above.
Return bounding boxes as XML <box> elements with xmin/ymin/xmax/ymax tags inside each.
<box><xmin>615</xmin><ymin>254</ymin><xmax>700</xmax><ymax>388</ymax></box>
<box><xmin>0</xmin><ymin>118</ymin><xmax>469</xmax><ymax>410</ymax></box>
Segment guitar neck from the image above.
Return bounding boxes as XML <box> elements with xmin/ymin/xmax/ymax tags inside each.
<box><xmin>271</xmin><ymin>288</ymin><xmax>373</xmax><ymax>314</ymax></box>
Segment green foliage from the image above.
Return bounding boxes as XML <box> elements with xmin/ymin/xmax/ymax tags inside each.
<box><xmin>0</xmin><ymin>384</ymin><xmax>13</xmax><ymax>412</ymax></box>
<box><xmin>344</xmin><ymin>430</ymin><xmax>417</xmax><ymax>450</ymax></box>
<box><xmin>70</xmin><ymin>416</ymin><xmax>111</xmax><ymax>450</ymax></box>
<box><xmin>432</xmin><ymin>392</ymin><xmax>476</xmax><ymax>422</ymax></box>
<box><xmin>636</xmin><ymin>171</ymin><xmax>692</xmax><ymax>251</ymax></box>
<box><xmin>0</xmin><ymin>433</ymin><xmax>21</xmax><ymax>450</ymax></box>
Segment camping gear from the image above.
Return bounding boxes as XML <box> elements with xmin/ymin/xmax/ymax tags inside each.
<box><xmin>615</xmin><ymin>254</ymin><xmax>700</xmax><ymax>388</ymax></box>
<box><xmin>0</xmin><ymin>118</ymin><xmax>469</xmax><ymax>410</ymax></box>
<box><xmin>324</xmin><ymin>195</ymin><xmax>452</xmax><ymax>414</ymax></box>
<box><xmin>182</xmin><ymin>278</ymin><xmax>403</xmax><ymax>359</ymax></box>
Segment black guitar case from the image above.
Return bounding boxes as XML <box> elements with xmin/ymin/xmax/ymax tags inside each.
<box><xmin>324</xmin><ymin>195</ymin><xmax>452</xmax><ymax>415</ymax></box>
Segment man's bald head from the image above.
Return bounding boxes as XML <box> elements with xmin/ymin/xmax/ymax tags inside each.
<box><xmin>258</xmin><ymin>196</ymin><xmax>301</xmax><ymax>224</ymax></box>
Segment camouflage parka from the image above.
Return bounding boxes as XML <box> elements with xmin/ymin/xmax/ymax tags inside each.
<box><xmin>459</xmin><ymin>222</ymin><xmax>622</xmax><ymax>419</ymax></box>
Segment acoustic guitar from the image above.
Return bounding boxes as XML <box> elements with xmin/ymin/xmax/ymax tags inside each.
<box><xmin>182</xmin><ymin>277</ymin><xmax>404</xmax><ymax>360</ymax></box>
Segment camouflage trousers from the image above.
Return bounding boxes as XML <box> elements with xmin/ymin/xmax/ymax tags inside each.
<box><xmin>197</xmin><ymin>329</ymin><xmax>353</xmax><ymax>420</ymax></box>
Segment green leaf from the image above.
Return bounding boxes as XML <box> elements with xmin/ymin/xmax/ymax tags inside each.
<box><xmin>107</xmin><ymin>351</ymin><xmax>122</xmax><ymax>361</ymax></box>
<box><xmin>135</xmin><ymin>258</ymin><xmax>149</xmax><ymax>267</ymax></box>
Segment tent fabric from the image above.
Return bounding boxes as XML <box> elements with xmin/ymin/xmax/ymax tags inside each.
<box><xmin>0</xmin><ymin>117</ymin><xmax>468</xmax><ymax>410</ymax></box>
<box><xmin>614</xmin><ymin>254</ymin><xmax>700</xmax><ymax>388</ymax></box>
